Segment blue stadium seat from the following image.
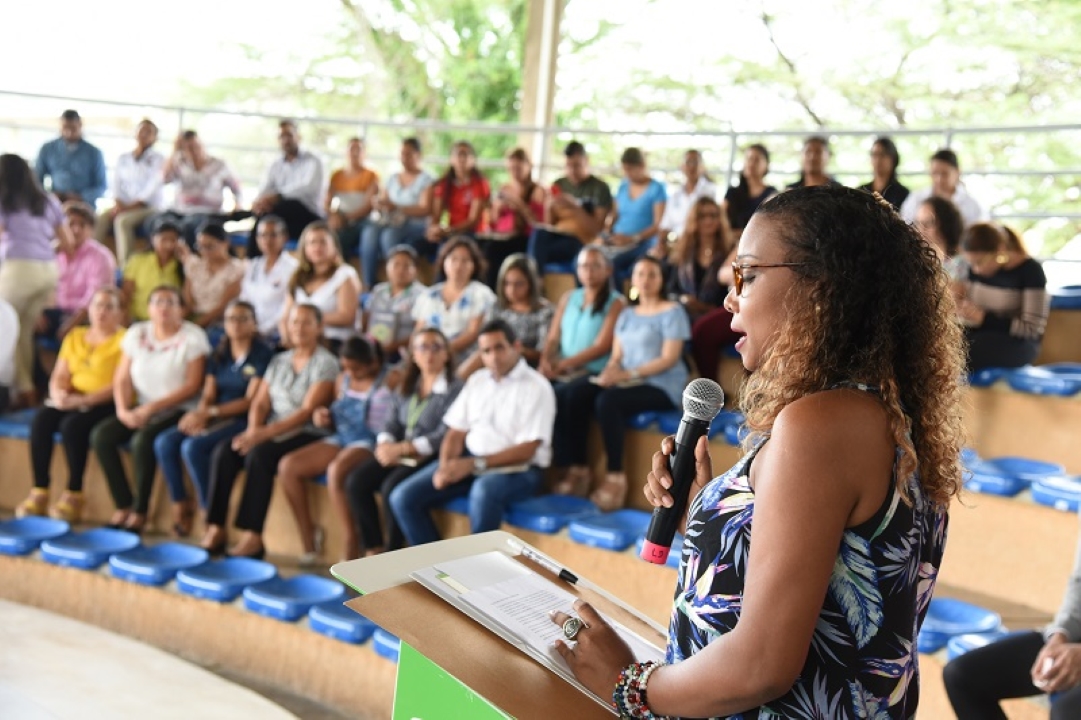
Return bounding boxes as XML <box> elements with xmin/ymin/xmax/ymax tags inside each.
<box><xmin>1006</xmin><ymin>364</ymin><xmax>1081</xmax><ymax>396</ymax></box>
<box><xmin>115</xmin><ymin>268</ymin><xmax>124</xmax><ymax>287</ymax></box>
<box><xmin>1031</xmin><ymin>476</ymin><xmax>1081</xmax><ymax>513</ymax></box>
<box><xmin>968</xmin><ymin>367</ymin><xmax>1011</xmax><ymax>388</ymax></box>
<box><xmin>918</xmin><ymin>598</ymin><xmax>1002</xmax><ymax>654</ymax></box>
<box><xmin>627</xmin><ymin>411</ymin><xmax>659</xmax><ymax>430</ymax></box>
<box><xmin>441</xmin><ymin>495</ymin><xmax>470</xmax><ymax>515</ymax></box>
<box><xmin>1050</xmin><ymin>285</ymin><xmax>1081</xmax><ymax>310</ymax></box>
<box><xmin>228</xmin><ymin>232</ymin><xmax>248</xmax><ymax>250</ymax></box>
<box><xmin>309</xmin><ymin>601</ymin><xmax>376</xmax><ymax>644</ymax></box>
<box><xmin>373</xmin><ymin>627</ymin><xmax>401</xmax><ymax>662</ymax></box>
<box><xmin>242</xmin><ymin>574</ymin><xmax>347</xmax><ymax>622</ymax></box>
<box><xmin>176</xmin><ymin>557</ymin><xmax>278</xmax><ymax>603</ymax></box>
<box><xmin>35</xmin><ymin>336</ymin><xmax>62</xmax><ymax>352</ymax></box>
<box><xmin>0</xmin><ymin>408</ymin><xmax>39</xmax><ymax>440</ymax></box>
<box><xmin>635</xmin><ymin>533</ymin><xmax>684</xmax><ymax>570</ymax></box>
<box><xmin>568</xmin><ymin>509</ymin><xmax>652</xmax><ymax>551</ymax></box>
<box><xmin>982</xmin><ymin>456</ymin><xmax>1065</xmax><ymax>483</ymax></box>
<box><xmin>39</xmin><ymin>528</ymin><xmax>140</xmax><ymax>570</ymax></box>
<box><xmin>946</xmin><ymin>630</ymin><xmax>1012</xmax><ymax>662</ymax></box>
<box><xmin>505</xmin><ymin>495</ymin><xmax>599</xmax><ymax>534</ymax></box>
<box><xmin>543</xmin><ymin>261</ymin><xmax>577</xmax><ymax>276</ymax></box>
<box><xmin>964</xmin><ymin>456</ymin><xmax>1064</xmax><ymax>497</ymax></box>
<box><xmin>959</xmin><ymin>447</ymin><xmax>980</xmax><ymax>469</ymax></box>
<box><xmin>108</xmin><ymin>542</ymin><xmax>210</xmax><ymax>586</ymax></box>
<box><xmin>285</xmin><ymin>239</ymin><xmax>299</xmax><ymax>253</ymax></box>
<box><xmin>0</xmin><ymin>517</ymin><xmax>70</xmax><ymax>556</ymax></box>
<box><xmin>313</xmin><ymin>474</ymin><xmax>327</xmax><ymax>487</ymax></box>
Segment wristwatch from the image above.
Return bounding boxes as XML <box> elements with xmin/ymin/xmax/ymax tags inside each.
<box><xmin>209</xmin><ymin>406</ymin><xmax>221</xmax><ymax>418</ymax></box>
<box><xmin>473</xmin><ymin>457</ymin><xmax>489</xmax><ymax>474</ymax></box>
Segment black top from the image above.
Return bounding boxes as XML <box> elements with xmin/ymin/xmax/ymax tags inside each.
<box><xmin>665</xmin><ymin>255</ymin><xmax>726</xmax><ymax>310</ymax></box>
<box><xmin>857</xmin><ymin>180</ymin><xmax>910</xmax><ymax>211</ymax></box>
<box><xmin>723</xmin><ymin>185</ymin><xmax>778</xmax><ymax>230</ymax></box>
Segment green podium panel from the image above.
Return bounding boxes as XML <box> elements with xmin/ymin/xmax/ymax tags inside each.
<box><xmin>393</xmin><ymin>642</ymin><xmax>509</xmax><ymax>720</ymax></box>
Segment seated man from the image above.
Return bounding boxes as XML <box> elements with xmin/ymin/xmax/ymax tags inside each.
<box><xmin>34</xmin><ymin>109</ymin><xmax>107</xmax><ymax>208</ymax></box>
<box><xmin>900</xmin><ymin>148</ymin><xmax>989</xmax><ymax>227</ymax></box>
<box><xmin>0</xmin><ymin>298</ymin><xmax>17</xmax><ymax>413</ymax></box>
<box><xmin>527</xmin><ymin>141</ymin><xmax>612</xmax><ymax>272</ymax></box>
<box><xmin>95</xmin><ymin>119</ymin><xmax>165</xmax><ymax>263</ymax></box>
<box><xmin>155</xmin><ymin>130</ymin><xmax>243</xmax><ymax>249</ymax></box>
<box><xmin>41</xmin><ymin>201</ymin><xmax>117</xmax><ymax>342</ymax></box>
<box><xmin>245</xmin><ymin>119</ymin><xmax>324</xmax><ymax>257</ymax></box>
<box><xmin>388</xmin><ymin>319</ymin><xmax>556</xmax><ymax>545</ymax></box>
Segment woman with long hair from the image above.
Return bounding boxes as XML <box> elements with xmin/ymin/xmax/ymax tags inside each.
<box><xmin>723</xmin><ymin>144</ymin><xmax>777</xmax><ymax>239</ymax></box>
<box><xmin>279</xmin><ymin>221</ymin><xmax>361</xmax><ymax>352</ymax></box>
<box><xmin>423</xmin><ymin>140</ymin><xmax>490</xmax><ymax>250</ymax></box>
<box><xmin>181</xmin><ymin>223</ymin><xmax>245</xmax><ymax>329</ymax></box>
<box><xmin>549</xmin><ymin>186</ymin><xmax>965</xmax><ymax>719</ymax></box>
<box><xmin>858</xmin><ymin>136</ymin><xmax>910</xmax><ymax>211</ymax></box>
<box><xmin>482</xmin><ymin>147</ymin><xmax>546</xmax><ymax>285</ymax></box>
<box><xmin>915</xmin><ymin>195</ymin><xmax>966</xmax><ymax>280</ymax></box>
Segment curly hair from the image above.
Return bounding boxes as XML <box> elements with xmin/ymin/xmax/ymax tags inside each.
<box><xmin>742</xmin><ymin>185</ymin><xmax>965</xmax><ymax>507</ymax></box>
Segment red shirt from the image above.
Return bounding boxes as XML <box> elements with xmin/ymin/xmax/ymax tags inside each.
<box><xmin>434</xmin><ymin>175</ymin><xmax>490</xmax><ymax>231</ymax></box>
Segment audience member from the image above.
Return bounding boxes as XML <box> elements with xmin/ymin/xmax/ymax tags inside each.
<box><xmin>0</xmin><ymin>153</ymin><xmax>68</xmax><ymax>408</ymax></box>
<box><xmin>411</xmin><ymin>236</ymin><xmax>495</xmax><ymax>367</ymax></box>
<box><xmin>279</xmin><ymin>336</ymin><xmax>393</xmax><ymax>563</ymax></box>
<box><xmin>528</xmin><ymin>140</ymin><xmax>613</xmax><ymax>272</ymax></box>
<box><xmin>363</xmin><ymin>244</ymin><xmax>425</xmax><ymax>359</ymax></box>
<box><xmin>201</xmin><ymin>303</ymin><xmax>338</xmax><ymax>557</ymax></box>
<box><xmin>553</xmin><ymin>256</ymin><xmax>690</xmax><ymax>510</ymax></box>
<box><xmin>482</xmin><ymin>148</ymin><xmax>546</xmax><ymax>285</ymax></box>
<box><xmin>246</xmin><ymin>120</ymin><xmax>325</xmax><ymax>257</ymax></box>
<box><xmin>279</xmin><ymin>222</ymin><xmax>361</xmax><ymax>351</ymax></box>
<box><xmin>34</xmin><ymin>110</ymin><xmax>106</xmax><ymax>207</ymax></box>
<box><xmin>900</xmin><ymin>148</ymin><xmax>988</xmax><ymax>226</ymax></box>
<box><xmin>786</xmin><ymin>135</ymin><xmax>842</xmax><ymax>189</ymax></box>
<box><xmin>957</xmin><ymin>222</ymin><xmax>1048</xmax><ymax>370</ymax></box>
<box><xmin>96</xmin><ymin>119</ymin><xmax>164</xmax><ymax>262</ymax></box>
<box><xmin>723</xmin><ymin>144</ymin><xmax>777</xmax><ymax>239</ymax></box>
<box><xmin>345</xmin><ymin>328</ymin><xmax>462</xmax><ymax>555</ymax></box>
<box><xmin>326</xmin><ymin>137</ymin><xmax>379</xmax><ymax>260</ymax></box>
<box><xmin>915</xmin><ymin>196</ymin><xmax>966</xmax><ymax>280</ymax></box>
<box><xmin>388</xmin><ymin>319</ymin><xmax>556</xmax><ymax>545</ymax></box>
<box><xmin>158</xmin><ymin>130</ymin><xmax>243</xmax><ymax>248</ymax></box>
<box><xmin>602</xmin><ymin>147</ymin><xmax>667</xmax><ymax>279</ymax></box>
<box><xmin>91</xmin><ymin>285</ymin><xmax>209</xmax><ymax>533</ymax></box>
<box><xmin>422</xmin><ymin>141</ymin><xmax>490</xmax><ymax>252</ymax></box>
<box><xmin>239</xmin><ymin>215</ymin><xmax>299</xmax><ymax>340</ymax></box>
<box><xmin>17</xmin><ymin>288</ymin><xmax>125</xmax><ymax>523</ymax></box>
<box><xmin>0</xmin><ymin>299</ymin><xmax>16</xmax><ymax>413</ymax></box>
<box><xmin>182</xmin><ymin>224</ymin><xmax>245</xmax><ymax>329</ymax></box>
<box><xmin>121</xmin><ymin>220</ymin><xmax>183</xmax><ymax>323</ymax></box>
<box><xmin>42</xmin><ymin>201</ymin><xmax>116</xmax><ymax>341</ymax></box>
<box><xmin>857</xmin><ymin>136</ymin><xmax>910</xmax><ymax>211</ymax></box>
<box><xmin>656</xmin><ymin>150</ymin><xmax>717</xmax><ymax>253</ymax></box>
<box><xmin>152</xmin><ymin>300</ymin><xmax>273</xmax><ymax>532</ymax></box>
<box><xmin>667</xmin><ymin>196</ymin><xmax>732</xmax><ymax>319</ymax></box>
<box><xmin>360</xmin><ymin>137</ymin><xmax>434</xmax><ymax>289</ymax></box>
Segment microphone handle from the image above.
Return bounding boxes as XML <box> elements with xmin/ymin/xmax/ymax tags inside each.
<box><xmin>640</xmin><ymin>416</ymin><xmax>711</xmax><ymax>564</ymax></box>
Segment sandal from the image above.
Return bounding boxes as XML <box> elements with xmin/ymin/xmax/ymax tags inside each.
<box><xmin>298</xmin><ymin>525</ymin><xmax>325</xmax><ymax>568</ymax></box>
<box><xmin>552</xmin><ymin>467</ymin><xmax>591</xmax><ymax>496</ymax></box>
<box><xmin>15</xmin><ymin>488</ymin><xmax>49</xmax><ymax>518</ymax></box>
<box><xmin>49</xmin><ymin>491</ymin><xmax>84</xmax><ymax>523</ymax></box>
<box><xmin>171</xmin><ymin>500</ymin><xmax>196</xmax><ymax>538</ymax></box>
<box><xmin>122</xmin><ymin>513</ymin><xmax>146</xmax><ymax>535</ymax></box>
<box><xmin>589</xmin><ymin>472</ymin><xmax>627</xmax><ymax>512</ymax></box>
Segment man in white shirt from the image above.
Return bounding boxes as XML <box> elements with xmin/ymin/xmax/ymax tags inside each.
<box><xmin>0</xmin><ymin>298</ymin><xmax>19</xmax><ymax>412</ymax></box>
<box><xmin>388</xmin><ymin>318</ymin><xmax>557</xmax><ymax>545</ymax></box>
<box><xmin>246</xmin><ymin>119</ymin><xmax>325</xmax><ymax>257</ymax></box>
<box><xmin>95</xmin><ymin>119</ymin><xmax>165</xmax><ymax>263</ymax></box>
<box><xmin>900</xmin><ymin>148</ymin><xmax>989</xmax><ymax>227</ymax></box>
<box><xmin>240</xmin><ymin>215</ymin><xmax>300</xmax><ymax>339</ymax></box>
<box><xmin>656</xmin><ymin>149</ymin><xmax>718</xmax><ymax>250</ymax></box>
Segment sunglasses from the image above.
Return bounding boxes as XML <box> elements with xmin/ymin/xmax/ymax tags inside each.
<box><xmin>731</xmin><ymin>262</ymin><xmax>810</xmax><ymax>296</ymax></box>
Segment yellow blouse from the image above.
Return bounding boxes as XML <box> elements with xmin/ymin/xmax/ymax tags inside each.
<box><xmin>57</xmin><ymin>327</ymin><xmax>126</xmax><ymax>394</ymax></box>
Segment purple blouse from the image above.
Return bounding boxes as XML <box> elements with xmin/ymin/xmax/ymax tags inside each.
<box><xmin>0</xmin><ymin>194</ymin><xmax>63</xmax><ymax>262</ymax></box>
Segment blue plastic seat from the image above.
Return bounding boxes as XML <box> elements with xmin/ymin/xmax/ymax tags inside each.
<box><xmin>982</xmin><ymin>456</ymin><xmax>1065</xmax><ymax>484</ymax></box>
<box><xmin>228</xmin><ymin>232</ymin><xmax>248</xmax><ymax>249</ymax></box>
<box><xmin>35</xmin><ymin>336</ymin><xmax>62</xmax><ymax>352</ymax></box>
<box><xmin>0</xmin><ymin>517</ymin><xmax>70</xmax><ymax>556</ymax></box>
<box><xmin>176</xmin><ymin>557</ymin><xmax>278</xmax><ymax>602</ymax></box>
<box><xmin>627</xmin><ymin>411</ymin><xmax>659</xmax><ymax>430</ymax></box>
<box><xmin>505</xmin><ymin>495</ymin><xmax>599</xmax><ymax>534</ymax></box>
<box><xmin>543</xmin><ymin>261</ymin><xmax>577</xmax><ymax>276</ymax></box>
<box><xmin>39</xmin><ymin>528</ymin><xmax>141</xmax><ymax>570</ymax></box>
<box><xmin>373</xmin><ymin>627</ymin><xmax>401</xmax><ymax>662</ymax></box>
<box><xmin>441</xmin><ymin>495</ymin><xmax>470</xmax><ymax>515</ymax></box>
<box><xmin>242</xmin><ymin>574</ymin><xmax>347</xmax><ymax>622</ymax></box>
<box><xmin>968</xmin><ymin>367</ymin><xmax>1011</xmax><ymax>388</ymax></box>
<box><xmin>946</xmin><ymin>630</ymin><xmax>1012</xmax><ymax>662</ymax></box>
<box><xmin>635</xmin><ymin>533</ymin><xmax>684</xmax><ymax>570</ymax></box>
<box><xmin>918</xmin><ymin>598</ymin><xmax>1002</xmax><ymax>653</ymax></box>
<box><xmin>309</xmin><ymin>601</ymin><xmax>377</xmax><ymax>644</ymax></box>
<box><xmin>1031</xmin><ymin>476</ymin><xmax>1081</xmax><ymax>513</ymax></box>
<box><xmin>964</xmin><ymin>462</ymin><xmax>1028</xmax><ymax>497</ymax></box>
<box><xmin>108</xmin><ymin>543</ymin><xmax>210</xmax><ymax>586</ymax></box>
<box><xmin>568</xmin><ymin>509</ymin><xmax>652</xmax><ymax>551</ymax></box>
<box><xmin>1006</xmin><ymin>365</ymin><xmax>1081</xmax><ymax>396</ymax></box>
<box><xmin>285</xmin><ymin>239</ymin><xmax>299</xmax><ymax>253</ymax></box>
<box><xmin>1050</xmin><ymin>285</ymin><xmax>1081</xmax><ymax>310</ymax></box>
<box><xmin>0</xmin><ymin>408</ymin><xmax>39</xmax><ymax>440</ymax></box>
<box><xmin>959</xmin><ymin>448</ymin><xmax>980</xmax><ymax>469</ymax></box>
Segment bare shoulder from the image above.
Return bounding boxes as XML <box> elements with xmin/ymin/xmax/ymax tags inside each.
<box><xmin>773</xmin><ymin>388</ymin><xmax>890</xmax><ymax>449</ymax></box>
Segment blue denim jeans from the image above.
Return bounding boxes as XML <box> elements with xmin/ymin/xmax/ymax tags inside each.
<box><xmin>153</xmin><ymin>420</ymin><xmax>246</xmax><ymax>507</ymax></box>
<box><xmin>359</xmin><ymin>218</ymin><xmax>428</xmax><ymax>288</ymax></box>
<box><xmin>387</xmin><ymin>462</ymin><xmax>544</xmax><ymax>546</ymax></box>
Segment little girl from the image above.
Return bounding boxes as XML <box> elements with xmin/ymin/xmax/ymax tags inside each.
<box><xmin>277</xmin><ymin>335</ymin><xmax>393</xmax><ymax>563</ymax></box>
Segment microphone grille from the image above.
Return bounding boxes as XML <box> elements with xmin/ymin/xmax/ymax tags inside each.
<box><xmin>682</xmin><ymin>378</ymin><xmax>725</xmax><ymax>421</ymax></box>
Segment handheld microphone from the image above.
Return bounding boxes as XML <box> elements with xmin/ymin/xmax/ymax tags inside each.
<box><xmin>640</xmin><ymin>378</ymin><xmax>725</xmax><ymax>565</ymax></box>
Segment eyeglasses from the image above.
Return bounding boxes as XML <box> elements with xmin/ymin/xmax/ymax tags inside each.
<box><xmin>731</xmin><ymin>262</ymin><xmax>810</xmax><ymax>297</ymax></box>
<box><xmin>413</xmin><ymin>343</ymin><xmax>447</xmax><ymax>354</ymax></box>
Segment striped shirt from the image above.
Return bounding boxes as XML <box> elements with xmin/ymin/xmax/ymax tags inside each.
<box><xmin>962</xmin><ymin>258</ymin><xmax>1048</xmax><ymax>341</ymax></box>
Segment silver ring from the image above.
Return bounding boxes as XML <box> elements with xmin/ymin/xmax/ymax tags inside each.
<box><xmin>562</xmin><ymin>616</ymin><xmax>584</xmax><ymax>641</ymax></box>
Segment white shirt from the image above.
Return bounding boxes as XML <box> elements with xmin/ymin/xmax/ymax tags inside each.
<box><xmin>660</xmin><ymin>176</ymin><xmax>717</xmax><ymax>236</ymax></box>
<box><xmin>442</xmin><ymin>358</ymin><xmax>556</xmax><ymax>467</ymax></box>
<box><xmin>900</xmin><ymin>184</ymin><xmax>989</xmax><ymax>227</ymax></box>
<box><xmin>113</xmin><ymin>148</ymin><xmax>165</xmax><ymax>208</ymax></box>
<box><xmin>166</xmin><ymin>155</ymin><xmax>241</xmax><ymax>213</ymax></box>
<box><xmin>0</xmin><ymin>299</ymin><xmax>18</xmax><ymax>387</ymax></box>
<box><xmin>293</xmin><ymin>264</ymin><xmax>360</xmax><ymax>342</ymax></box>
<box><xmin>241</xmin><ymin>253</ymin><xmax>300</xmax><ymax>335</ymax></box>
<box><xmin>121</xmin><ymin>321</ymin><xmax>210</xmax><ymax>407</ymax></box>
<box><xmin>259</xmin><ymin>150</ymin><xmax>325</xmax><ymax>216</ymax></box>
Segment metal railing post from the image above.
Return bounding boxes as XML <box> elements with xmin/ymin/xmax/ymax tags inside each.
<box><xmin>724</xmin><ymin>130</ymin><xmax>739</xmax><ymax>192</ymax></box>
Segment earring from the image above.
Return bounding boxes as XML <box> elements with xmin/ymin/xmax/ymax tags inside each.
<box><xmin>995</xmin><ymin>253</ymin><xmax>1008</xmax><ymax>265</ymax></box>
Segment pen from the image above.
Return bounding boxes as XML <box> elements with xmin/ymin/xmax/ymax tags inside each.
<box><xmin>509</xmin><ymin>541</ymin><xmax>579</xmax><ymax>585</ymax></box>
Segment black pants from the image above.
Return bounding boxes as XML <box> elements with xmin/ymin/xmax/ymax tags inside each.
<box><xmin>246</xmin><ymin>200</ymin><xmax>321</xmax><ymax>257</ymax></box>
<box><xmin>477</xmin><ymin>234</ymin><xmax>528</xmax><ymax>288</ymax></box>
<box><xmin>31</xmin><ymin>403</ymin><xmax>115</xmax><ymax>492</ymax></box>
<box><xmin>91</xmin><ymin>410</ymin><xmax>184</xmax><ymax>514</ymax></box>
<box><xmin>205</xmin><ymin>431</ymin><xmax>323</xmax><ymax>533</ymax></box>
<box><xmin>528</xmin><ymin>227</ymin><xmax>583</xmax><ymax>271</ymax></box>
<box><xmin>966</xmin><ymin>328</ymin><xmax>1039</xmax><ymax>371</ymax></box>
<box><xmin>345</xmin><ymin>456</ymin><xmax>435</xmax><ymax>552</ymax></box>
<box><xmin>943</xmin><ymin>630</ymin><xmax>1081</xmax><ymax>719</ymax></box>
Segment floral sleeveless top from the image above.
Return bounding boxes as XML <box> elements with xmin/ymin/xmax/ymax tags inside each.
<box><xmin>666</xmin><ymin>430</ymin><xmax>948</xmax><ymax>719</ymax></box>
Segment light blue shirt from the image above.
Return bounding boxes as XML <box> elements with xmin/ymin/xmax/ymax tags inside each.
<box><xmin>35</xmin><ymin>138</ymin><xmax>107</xmax><ymax>207</ymax></box>
<box><xmin>560</xmin><ymin>287</ymin><xmax>622</xmax><ymax>373</ymax></box>
<box><xmin>613</xmin><ymin>179</ymin><xmax>666</xmax><ymax>238</ymax></box>
<box><xmin>616</xmin><ymin>305</ymin><xmax>690</xmax><ymax>407</ymax></box>
<box><xmin>386</xmin><ymin>171</ymin><xmax>434</xmax><ymax>207</ymax></box>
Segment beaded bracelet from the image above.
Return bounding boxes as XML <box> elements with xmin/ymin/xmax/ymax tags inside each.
<box><xmin>612</xmin><ymin>660</ymin><xmax>666</xmax><ymax>719</ymax></box>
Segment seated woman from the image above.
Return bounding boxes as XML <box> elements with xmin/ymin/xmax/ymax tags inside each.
<box><xmin>326</xmin><ymin>137</ymin><xmax>379</xmax><ymax>260</ymax></box>
<box><xmin>90</xmin><ymin>285</ymin><xmax>209</xmax><ymax>532</ymax></box>
<box><xmin>156</xmin><ymin>130</ymin><xmax>242</xmax><ymax>249</ymax></box>
<box><xmin>600</xmin><ymin>147</ymin><xmax>667</xmax><ymax>281</ymax></box>
<box><xmin>480</xmin><ymin>148</ymin><xmax>545</xmax><ymax>286</ymax></box>
<box><xmin>554</xmin><ymin>256</ymin><xmax>689</xmax><ymax>510</ymax></box>
<box><xmin>421</xmin><ymin>141</ymin><xmax>490</xmax><ymax>255</ymax></box>
<box><xmin>239</xmin><ymin>215</ymin><xmax>299</xmax><ymax>343</ymax></box>
<box><xmin>410</xmin><ymin>236</ymin><xmax>496</xmax><ymax>368</ymax></box>
<box><xmin>121</xmin><ymin>220</ymin><xmax>183</xmax><ymax>324</ymax></box>
<box><xmin>152</xmin><ymin>301</ymin><xmax>274</xmax><ymax>534</ymax></box>
<box><xmin>17</xmin><ymin>288</ymin><xmax>125</xmax><ymax>522</ymax></box>
<box><xmin>279</xmin><ymin>221</ymin><xmax>361</xmax><ymax>353</ymax></box>
<box><xmin>181</xmin><ymin>224</ymin><xmax>244</xmax><ymax>331</ymax></box>
<box><xmin>957</xmin><ymin>222</ymin><xmax>1049</xmax><ymax>371</ymax></box>
<box><xmin>277</xmin><ymin>336</ymin><xmax>393</xmax><ymax>564</ymax></box>
<box><xmin>363</xmin><ymin>244</ymin><xmax>426</xmax><ymax>361</ymax></box>
<box><xmin>459</xmin><ymin>254</ymin><xmax>552</xmax><ymax>377</ymax></box>
<box><xmin>200</xmin><ymin>303</ymin><xmax>338</xmax><ymax>558</ymax></box>
<box><xmin>345</xmin><ymin>328</ymin><xmax>462</xmax><ymax>556</ymax></box>
<box><xmin>722</xmin><ymin>143</ymin><xmax>777</xmax><ymax>242</ymax></box>
<box><xmin>655</xmin><ymin>149</ymin><xmax>717</xmax><ymax>252</ymax></box>
<box><xmin>359</xmin><ymin>137</ymin><xmax>433</xmax><ymax>290</ymax></box>
<box><xmin>914</xmin><ymin>195</ymin><xmax>965</xmax><ymax>279</ymax></box>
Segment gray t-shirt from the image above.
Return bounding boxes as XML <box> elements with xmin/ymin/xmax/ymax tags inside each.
<box><xmin>264</xmin><ymin>345</ymin><xmax>340</xmax><ymax>420</ymax></box>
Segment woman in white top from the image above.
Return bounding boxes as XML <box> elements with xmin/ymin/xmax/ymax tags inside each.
<box><xmin>90</xmin><ymin>285</ymin><xmax>209</xmax><ymax>532</ymax></box>
<box><xmin>157</xmin><ymin>130</ymin><xmax>242</xmax><ymax>248</ymax></box>
<box><xmin>655</xmin><ymin>149</ymin><xmax>717</xmax><ymax>254</ymax></box>
<box><xmin>359</xmin><ymin>137</ymin><xmax>434</xmax><ymax>289</ymax></box>
<box><xmin>279</xmin><ymin>221</ymin><xmax>361</xmax><ymax>351</ymax></box>
<box><xmin>240</xmin><ymin>215</ymin><xmax>300</xmax><ymax>340</ymax></box>
<box><xmin>181</xmin><ymin>224</ymin><xmax>244</xmax><ymax>328</ymax></box>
